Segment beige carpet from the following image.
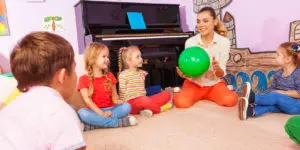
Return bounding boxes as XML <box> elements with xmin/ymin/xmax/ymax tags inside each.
<box><xmin>83</xmin><ymin>101</ymin><xmax>300</xmax><ymax>150</ymax></box>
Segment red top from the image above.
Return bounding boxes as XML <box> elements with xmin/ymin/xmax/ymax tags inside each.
<box><xmin>78</xmin><ymin>72</ymin><xmax>117</xmax><ymax>108</ymax></box>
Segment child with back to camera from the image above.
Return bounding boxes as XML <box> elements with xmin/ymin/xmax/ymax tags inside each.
<box><xmin>0</xmin><ymin>31</ymin><xmax>86</xmax><ymax>150</ymax></box>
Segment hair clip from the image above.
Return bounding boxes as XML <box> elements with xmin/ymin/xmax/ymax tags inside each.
<box><xmin>120</xmin><ymin>47</ymin><xmax>128</xmax><ymax>51</ymax></box>
<box><xmin>291</xmin><ymin>45</ymin><xmax>300</xmax><ymax>52</ymax></box>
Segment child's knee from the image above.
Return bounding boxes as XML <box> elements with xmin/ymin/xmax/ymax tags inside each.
<box><xmin>162</xmin><ymin>90</ymin><xmax>171</xmax><ymax>99</ymax></box>
<box><xmin>77</xmin><ymin>108</ymin><xmax>90</xmax><ymax>119</ymax></box>
<box><xmin>119</xmin><ymin>102</ymin><xmax>132</xmax><ymax>114</ymax></box>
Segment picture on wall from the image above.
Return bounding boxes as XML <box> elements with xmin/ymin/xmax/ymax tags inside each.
<box><xmin>0</xmin><ymin>0</ymin><xmax>10</xmax><ymax>36</ymax></box>
<box><xmin>43</xmin><ymin>16</ymin><xmax>64</xmax><ymax>32</ymax></box>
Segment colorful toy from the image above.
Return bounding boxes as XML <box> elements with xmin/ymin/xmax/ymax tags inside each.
<box><xmin>285</xmin><ymin>116</ymin><xmax>300</xmax><ymax>145</ymax></box>
<box><xmin>0</xmin><ymin>73</ymin><xmax>21</xmax><ymax>105</ymax></box>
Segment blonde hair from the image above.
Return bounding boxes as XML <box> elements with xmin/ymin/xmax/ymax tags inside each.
<box><xmin>84</xmin><ymin>42</ymin><xmax>112</xmax><ymax>97</ymax></box>
<box><xmin>279</xmin><ymin>42</ymin><xmax>300</xmax><ymax>67</ymax></box>
<box><xmin>215</xmin><ymin>18</ymin><xmax>228</xmax><ymax>37</ymax></box>
<box><xmin>118</xmin><ymin>45</ymin><xmax>140</xmax><ymax>74</ymax></box>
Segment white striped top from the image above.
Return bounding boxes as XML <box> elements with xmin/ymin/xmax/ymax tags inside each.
<box><xmin>119</xmin><ymin>69</ymin><xmax>147</xmax><ymax>101</ymax></box>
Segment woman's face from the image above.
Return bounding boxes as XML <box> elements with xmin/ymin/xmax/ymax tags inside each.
<box><xmin>197</xmin><ymin>11</ymin><xmax>217</xmax><ymax>36</ymax></box>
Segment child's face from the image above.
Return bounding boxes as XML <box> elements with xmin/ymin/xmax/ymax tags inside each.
<box><xmin>95</xmin><ymin>47</ymin><xmax>110</xmax><ymax>70</ymax></box>
<box><xmin>128</xmin><ymin>50</ymin><xmax>143</xmax><ymax>69</ymax></box>
<box><xmin>275</xmin><ymin>47</ymin><xmax>292</xmax><ymax>67</ymax></box>
<box><xmin>197</xmin><ymin>11</ymin><xmax>217</xmax><ymax>36</ymax></box>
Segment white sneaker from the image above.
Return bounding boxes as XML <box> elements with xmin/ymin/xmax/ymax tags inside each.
<box><xmin>173</xmin><ymin>87</ymin><xmax>181</xmax><ymax>93</ymax></box>
<box><xmin>129</xmin><ymin>116</ymin><xmax>138</xmax><ymax>126</ymax></box>
<box><xmin>241</xmin><ymin>82</ymin><xmax>251</xmax><ymax>99</ymax></box>
<box><xmin>140</xmin><ymin>109</ymin><xmax>153</xmax><ymax>117</ymax></box>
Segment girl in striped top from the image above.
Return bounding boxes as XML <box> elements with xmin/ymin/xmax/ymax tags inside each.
<box><xmin>118</xmin><ymin>46</ymin><xmax>173</xmax><ymax>117</ymax></box>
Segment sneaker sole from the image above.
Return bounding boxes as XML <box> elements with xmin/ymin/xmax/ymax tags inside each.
<box><xmin>129</xmin><ymin>117</ymin><xmax>138</xmax><ymax>126</ymax></box>
<box><xmin>140</xmin><ymin>110</ymin><xmax>153</xmax><ymax>117</ymax></box>
<box><xmin>241</xmin><ymin>82</ymin><xmax>251</xmax><ymax>98</ymax></box>
<box><xmin>238</xmin><ymin>97</ymin><xmax>248</xmax><ymax>120</ymax></box>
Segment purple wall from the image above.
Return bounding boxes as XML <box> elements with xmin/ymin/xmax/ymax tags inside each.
<box><xmin>0</xmin><ymin>0</ymin><xmax>193</xmax><ymax>73</ymax></box>
<box><xmin>222</xmin><ymin>0</ymin><xmax>300</xmax><ymax>52</ymax></box>
<box><xmin>1</xmin><ymin>0</ymin><xmax>299</xmax><ymax>72</ymax></box>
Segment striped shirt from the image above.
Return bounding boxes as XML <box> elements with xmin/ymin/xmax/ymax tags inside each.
<box><xmin>119</xmin><ymin>69</ymin><xmax>147</xmax><ymax>101</ymax></box>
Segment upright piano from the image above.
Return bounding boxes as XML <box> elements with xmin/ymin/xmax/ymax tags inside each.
<box><xmin>74</xmin><ymin>0</ymin><xmax>193</xmax><ymax>88</ymax></box>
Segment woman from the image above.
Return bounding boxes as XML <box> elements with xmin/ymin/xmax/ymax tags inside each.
<box><xmin>174</xmin><ymin>7</ymin><xmax>240</xmax><ymax>108</ymax></box>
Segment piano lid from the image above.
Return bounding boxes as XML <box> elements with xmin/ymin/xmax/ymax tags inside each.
<box><xmin>75</xmin><ymin>0</ymin><xmax>182</xmax><ymax>35</ymax></box>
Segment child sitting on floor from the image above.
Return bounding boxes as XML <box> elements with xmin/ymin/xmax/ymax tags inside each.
<box><xmin>118</xmin><ymin>46</ymin><xmax>173</xmax><ymax>117</ymax></box>
<box><xmin>0</xmin><ymin>32</ymin><xmax>86</xmax><ymax>150</ymax></box>
<box><xmin>239</xmin><ymin>42</ymin><xmax>300</xmax><ymax>120</ymax></box>
<box><xmin>77</xmin><ymin>42</ymin><xmax>137</xmax><ymax>130</ymax></box>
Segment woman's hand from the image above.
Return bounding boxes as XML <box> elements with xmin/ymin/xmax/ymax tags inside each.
<box><xmin>212</xmin><ymin>57</ymin><xmax>224</xmax><ymax>77</ymax></box>
<box><xmin>176</xmin><ymin>66</ymin><xmax>192</xmax><ymax>81</ymax></box>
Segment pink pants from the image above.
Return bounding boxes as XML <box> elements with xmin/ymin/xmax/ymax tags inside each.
<box><xmin>128</xmin><ymin>91</ymin><xmax>171</xmax><ymax>114</ymax></box>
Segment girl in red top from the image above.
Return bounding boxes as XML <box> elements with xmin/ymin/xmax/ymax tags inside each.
<box><xmin>77</xmin><ymin>42</ymin><xmax>137</xmax><ymax>129</ymax></box>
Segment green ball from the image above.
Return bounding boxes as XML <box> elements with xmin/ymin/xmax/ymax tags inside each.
<box><xmin>178</xmin><ymin>46</ymin><xmax>210</xmax><ymax>77</ymax></box>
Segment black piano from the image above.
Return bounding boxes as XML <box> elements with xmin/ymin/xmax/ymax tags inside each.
<box><xmin>74</xmin><ymin>0</ymin><xmax>193</xmax><ymax>88</ymax></box>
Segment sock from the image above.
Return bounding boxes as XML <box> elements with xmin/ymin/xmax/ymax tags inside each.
<box><xmin>161</xmin><ymin>103</ymin><xmax>172</xmax><ymax>112</ymax></box>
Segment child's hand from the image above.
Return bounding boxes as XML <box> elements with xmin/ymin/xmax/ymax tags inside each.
<box><xmin>116</xmin><ymin>100</ymin><xmax>124</xmax><ymax>104</ymax></box>
<box><xmin>103</xmin><ymin>111</ymin><xmax>112</xmax><ymax>118</ymax></box>
<box><xmin>273</xmin><ymin>90</ymin><xmax>286</xmax><ymax>95</ymax></box>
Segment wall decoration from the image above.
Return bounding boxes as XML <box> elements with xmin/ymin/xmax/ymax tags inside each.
<box><xmin>289</xmin><ymin>20</ymin><xmax>300</xmax><ymax>43</ymax></box>
<box><xmin>43</xmin><ymin>16</ymin><xmax>64</xmax><ymax>32</ymax></box>
<box><xmin>193</xmin><ymin>0</ymin><xmax>232</xmax><ymax>17</ymax></box>
<box><xmin>0</xmin><ymin>0</ymin><xmax>9</xmax><ymax>36</ymax></box>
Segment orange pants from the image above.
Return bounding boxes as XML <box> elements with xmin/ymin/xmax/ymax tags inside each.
<box><xmin>174</xmin><ymin>80</ymin><xmax>238</xmax><ymax>108</ymax></box>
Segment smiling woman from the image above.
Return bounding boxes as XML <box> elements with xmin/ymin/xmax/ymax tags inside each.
<box><xmin>174</xmin><ymin>7</ymin><xmax>239</xmax><ymax>109</ymax></box>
